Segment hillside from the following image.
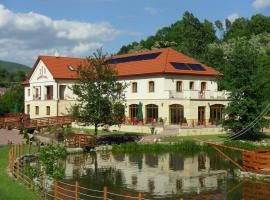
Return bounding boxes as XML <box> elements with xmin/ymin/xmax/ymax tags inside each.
<box><xmin>0</xmin><ymin>60</ymin><xmax>30</xmax><ymax>72</ymax></box>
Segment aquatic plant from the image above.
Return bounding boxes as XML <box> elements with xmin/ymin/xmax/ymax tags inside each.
<box><xmin>112</xmin><ymin>140</ymin><xmax>206</xmax><ymax>155</ymax></box>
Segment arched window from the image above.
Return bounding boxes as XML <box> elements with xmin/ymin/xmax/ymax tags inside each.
<box><xmin>129</xmin><ymin>104</ymin><xmax>138</xmax><ymax>120</ymax></box>
<box><xmin>146</xmin><ymin>104</ymin><xmax>158</xmax><ymax>123</ymax></box>
<box><xmin>210</xmin><ymin>104</ymin><xmax>225</xmax><ymax>124</ymax></box>
<box><xmin>169</xmin><ymin>104</ymin><xmax>184</xmax><ymax>124</ymax></box>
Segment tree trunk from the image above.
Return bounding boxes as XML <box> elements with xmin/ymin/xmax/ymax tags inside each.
<box><xmin>94</xmin><ymin>124</ymin><xmax>98</xmax><ymax>136</ymax></box>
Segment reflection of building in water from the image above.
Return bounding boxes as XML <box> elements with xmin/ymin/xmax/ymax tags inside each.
<box><xmin>64</xmin><ymin>153</ymin><xmax>226</xmax><ymax>196</ymax></box>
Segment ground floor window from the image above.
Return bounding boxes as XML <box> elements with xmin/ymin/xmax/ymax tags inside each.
<box><xmin>146</xmin><ymin>104</ymin><xmax>158</xmax><ymax>123</ymax></box>
<box><xmin>129</xmin><ymin>104</ymin><xmax>138</xmax><ymax>120</ymax></box>
<box><xmin>170</xmin><ymin>104</ymin><xmax>184</xmax><ymax>124</ymax></box>
<box><xmin>210</xmin><ymin>104</ymin><xmax>225</xmax><ymax>124</ymax></box>
<box><xmin>26</xmin><ymin>104</ymin><xmax>30</xmax><ymax>115</ymax></box>
<box><xmin>46</xmin><ymin>106</ymin><xmax>50</xmax><ymax>115</ymax></box>
<box><xmin>35</xmin><ymin>106</ymin><xmax>39</xmax><ymax>115</ymax></box>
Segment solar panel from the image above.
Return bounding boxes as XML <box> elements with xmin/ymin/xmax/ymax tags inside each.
<box><xmin>170</xmin><ymin>62</ymin><xmax>191</xmax><ymax>70</ymax></box>
<box><xmin>106</xmin><ymin>52</ymin><xmax>161</xmax><ymax>64</ymax></box>
<box><xmin>188</xmin><ymin>64</ymin><xmax>206</xmax><ymax>71</ymax></box>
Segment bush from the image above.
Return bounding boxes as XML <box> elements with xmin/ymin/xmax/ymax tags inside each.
<box><xmin>38</xmin><ymin>144</ymin><xmax>66</xmax><ymax>180</ymax></box>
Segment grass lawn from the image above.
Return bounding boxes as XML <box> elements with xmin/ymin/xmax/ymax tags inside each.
<box><xmin>0</xmin><ymin>145</ymin><xmax>41</xmax><ymax>200</ymax></box>
<box><xmin>72</xmin><ymin>127</ymin><xmax>146</xmax><ymax>137</ymax></box>
<box><xmin>161</xmin><ymin>134</ymin><xmax>228</xmax><ymax>143</ymax></box>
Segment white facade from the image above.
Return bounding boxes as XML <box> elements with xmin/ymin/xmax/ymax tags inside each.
<box><xmin>24</xmin><ymin>61</ymin><xmax>76</xmax><ymax>118</ymax></box>
<box><xmin>24</xmin><ymin>60</ymin><xmax>229</xmax><ymax>126</ymax></box>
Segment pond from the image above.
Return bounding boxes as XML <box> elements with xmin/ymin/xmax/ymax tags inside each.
<box><xmin>61</xmin><ymin>151</ymin><xmax>270</xmax><ymax>200</ymax></box>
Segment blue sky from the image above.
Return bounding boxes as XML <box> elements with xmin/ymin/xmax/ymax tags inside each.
<box><xmin>0</xmin><ymin>0</ymin><xmax>269</xmax><ymax>66</ymax></box>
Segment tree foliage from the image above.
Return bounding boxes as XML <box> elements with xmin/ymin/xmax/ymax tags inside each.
<box><xmin>71</xmin><ymin>49</ymin><xmax>127</xmax><ymax>135</ymax></box>
<box><xmin>0</xmin><ymin>85</ymin><xmax>24</xmax><ymax>116</ymax></box>
<box><xmin>39</xmin><ymin>144</ymin><xmax>66</xmax><ymax>180</ymax></box>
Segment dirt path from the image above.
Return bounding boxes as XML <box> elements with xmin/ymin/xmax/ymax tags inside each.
<box><xmin>0</xmin><ymin>129</ymin><xmax>25</xmax><ymax>145</ymax></box>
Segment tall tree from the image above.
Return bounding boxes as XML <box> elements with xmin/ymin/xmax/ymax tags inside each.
<box><xmin>71</xmin><ymin>49</ymin><xmax>127</xmax><ymax>135</ymax></box>
<box><xmin>220</xmin><ymin>39</ymin><xmax>269</xmax><ymax>139</ymax></box>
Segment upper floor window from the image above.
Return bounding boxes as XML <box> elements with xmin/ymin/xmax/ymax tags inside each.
<box><xmin>201</xmin><ymin>82</ymin><xmax>206</xmax><ymax>92</ymax></box>
<box><xmin>189</xmin><ymin>81</ymin><xmax>194</xmax><ymax>90</ymax></box>
<box><xmin>60</xmin><ymin>85</ymin><xmax>66</xmax><ymax>100</ymax></box>
<box><xmin>176</xmin><ymin>81</ymin><xmax>182</xmax><ymax>92</ymax></box>
<box><xmin>132</xmin><ymin>82</ymin><xmax>137</xmax><ymax>93</ymax></box>
<box><xmin>149</xmin><ymin>81</ymin><xmax>155</xmax><ymax>93</ymax></box>
<box><xmin>27</xmin><ymin>88</ymin><xmax>30</xmax><ymax>96</ymax></box>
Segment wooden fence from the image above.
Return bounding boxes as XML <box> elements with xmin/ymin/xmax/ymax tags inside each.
<box><xmin>205</xmin><ymin>141</ymin><xmax>270</xmax><ymax>175</ymax></box>
<box><xmin>1</xmin><ymin>116</ymin><xmax>73</xmax><ymax>130</ymax></box>
<box><xmin>64</xmin><ymin>134</ymin><xmax>97</xmax><ymax>148</ymax></box>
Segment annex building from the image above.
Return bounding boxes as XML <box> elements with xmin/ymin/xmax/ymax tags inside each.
<box><xmin>23</xmin><ymin>48</ymin><xmax>229</xmax><ymax>127</ymax></box>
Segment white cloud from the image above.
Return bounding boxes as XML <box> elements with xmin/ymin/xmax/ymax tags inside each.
<box><xmin>227</xmin><ymin>13</ymin><xmax>240</xmax><ymax>23</ymax></box>
<box><xmin>0</xmin><ymin>4</ymin><xmax>128</xmax><ymax>65</ymax></box>
<box><xmin>144</xmin><ymin>7</ymin><xmax>159</xmax><ymax>15</ymax></box>
<box><xmin>252</xmin><ymin>0</ymin><xmax>270</xmax><ymax>9</ymax></box>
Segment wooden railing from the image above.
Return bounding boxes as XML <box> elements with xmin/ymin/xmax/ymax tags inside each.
<box><xmin>204</xmin><ymin>141</ymin><xmax>270</xmax><ymax>175</ymax></box>
<box><xmin>8</xmin><ymin>144</ymin><xmax>147</xmax><ymax>200</ymax></box>
<box><xmin>64</xmin><ymin>134</ymin><xmax>97</xmax><ymax>148</ymax></box>
<box><xmin>124</xmin><ymin>117</ymin><xmax>222</xmax><ymax>128</ymax></box>
<box><xmin>242</xmin><ymin>150</ymin><xmax>270</xmax><ymax>174</ymax></box>
<box><xmin>1</xmin><ymin>116</ymin><xmax>73</xmax><ymax>130</ymax></box>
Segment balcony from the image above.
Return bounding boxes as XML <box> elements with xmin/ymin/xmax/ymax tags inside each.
<box><xmin>44</xmin><ymin>94</ymin><xmax>53</xmax><ymax>100</ymax></box>
<box><xmin>33</xmin><ymin>95</ymin><xmax>41</xmax><ymax>100</ymax></box>
<box><xmin>167</xmin><ymin>90</ymin><xmax>229</xmax><ymax>100</ymax></box>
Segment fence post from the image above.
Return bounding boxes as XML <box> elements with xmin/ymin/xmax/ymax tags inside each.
<box><xmin>104</xmin><ymin>186</ymin><xmax>107</xmax><ymax>200</ymax></box>
<box><xmin>17</xmin><ymin>159</ymin><xmax>20</xmax><ymax>182</ymax></box>
<box><xmin>22</xmin><ymin>143</ymin><xmax>24</xmax><ymax>155</ymax></box>
<box><xmin>18</xmin><ymin>144</ymin><xmax>21</xmax><ymax>157</ymax></box>
<box><xmin>14</xmin><ymin>144</ymin><xmax>17</xmax><ymax>158</ymax></box>
<box><xmin>75</xmin><ymin>181</ymin><xmax>79</xmax><ymax>200</ymax></box>
<box><xmin>23</xmin><ymin>160</ymin><xmax>26</xmax><ymax>188</ymax></box>
<box><xmin>54</xmin><ymin>181</ymin><xmax>58</xmax><ymax>200</ymax></box>
<box><xmin>11</xmin><ymin>149</ymin><xmax>14</xmax><ymax>176</ymax></box>
<box><xmin>138</xmin><ymin>192</ymin><xmax>142</xmax><ymax>200</ymax></box>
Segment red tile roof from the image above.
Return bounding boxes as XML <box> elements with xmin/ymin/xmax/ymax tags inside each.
<box><xmin>24</xmin><ymin>48</ymin><xmax>222</xmax><ymax>83</ymax></box>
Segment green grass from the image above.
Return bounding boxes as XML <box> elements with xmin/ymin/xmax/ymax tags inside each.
<box><xmin>161</xmin><ymin>134</ymin><xmax>228</xmax><ymax>143</ymax></box>
<box><xmin>72</xmin><ymin>127</ymin><xmax>146</xmax><ymax>137</ymax></box>
<box><xmin>0</xmin><ymin>145</ymin><xmax>41</xmax><ymax>200</ymax></box>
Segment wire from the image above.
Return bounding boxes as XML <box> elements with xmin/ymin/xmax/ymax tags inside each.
<box><xmin>225</xmin><ymin>103</ymin><xmax>270</xmax><ymax>141</ymax></box>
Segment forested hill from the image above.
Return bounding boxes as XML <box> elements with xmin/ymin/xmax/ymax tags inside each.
<box><xmin>118</xmin><ymin>11</ymin><xmax>270</xmax><ymax>69</ymax></box>
<box><xmin>0</xmin><ymin>60</ymin><xmax>30</xmax><ymax>72</ymax></box>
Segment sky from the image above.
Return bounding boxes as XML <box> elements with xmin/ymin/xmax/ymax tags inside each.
<box><xmin>0</xmin><ymin>0</ymin><xmax>269</xmax><ymax>66</ymax></box>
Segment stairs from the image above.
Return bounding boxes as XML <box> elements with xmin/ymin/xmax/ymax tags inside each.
<box><xmin>139</xmin><ymin>125</ymin><xmax>179</xmax><ymax>144</ymax></box>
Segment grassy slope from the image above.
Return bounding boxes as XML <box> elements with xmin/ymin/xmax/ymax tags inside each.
<box><xmin>162</xmin><ymin>134</ymin><xmax>228</xmax><ymax>142</ymax></box>
<box><xmin>0</xmin><ymin>60</ymin><xmax>30</xmax><ymax>72</ymax></box>
<box><xmin>0</xmin><ymin>145</ymin><xmax>41</xmax><ymax>200</ymax></box>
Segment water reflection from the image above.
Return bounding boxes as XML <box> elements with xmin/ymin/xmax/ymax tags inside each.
<box><xmin>64</xmin><ymin>152</ymin><xmax>229</xmax><ymax>199</ymax></box>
